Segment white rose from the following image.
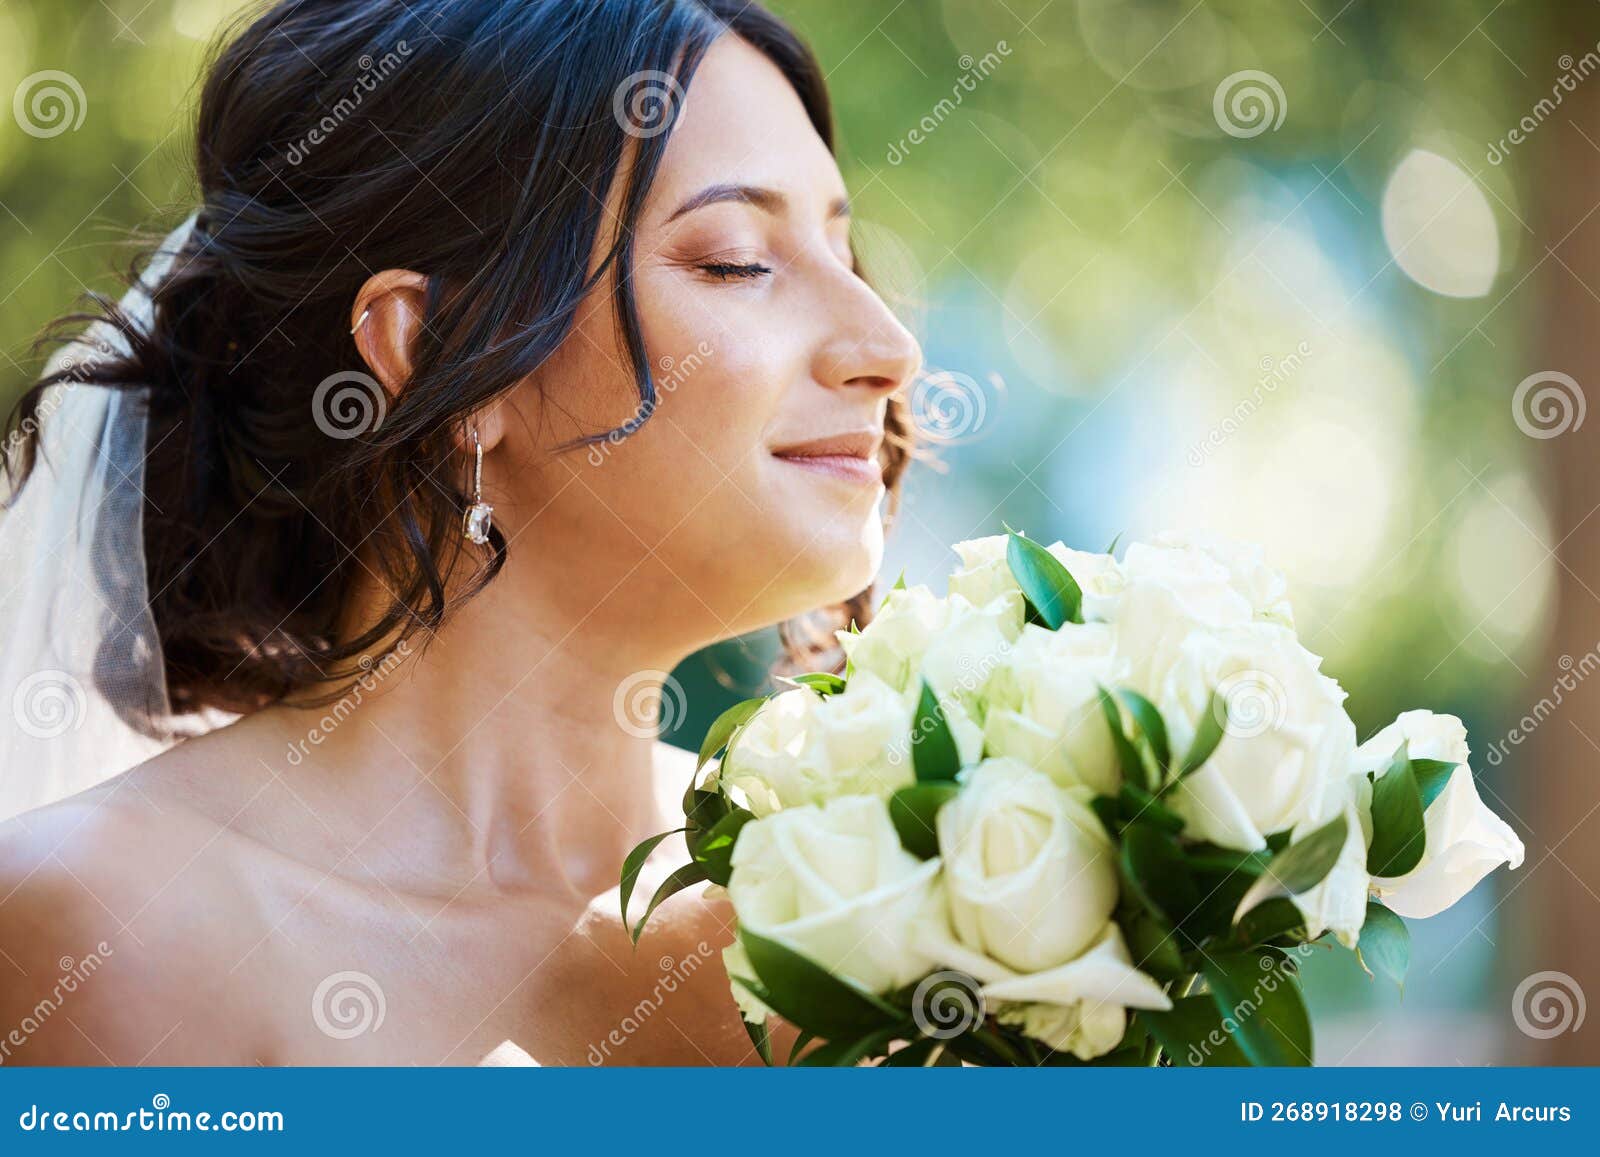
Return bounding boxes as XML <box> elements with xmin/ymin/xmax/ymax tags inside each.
<box><xmin>1157</xmin><ymin>623</ymin><xmax>1357</xmax><ymax>852</ymax></box>
<box><xmin>1148</xmin><ymin>531</ymin><xmax>1295</xmax><ymax>627</ymax></box>
<box><xmin>914</xmin><ymin>908</ymin><xmax>1171</xmax><ymax>1061</ymax></box>
<box><xmin>936</xmin><ymin>758</ymin><xmax>1119</xmax><ymax>971</ymax></box>
<box><xmin>1359</xmin><ymin>710</ymin><xmax>1525</xmax><ymax>918</ymax></box>
<box><xmin>837</xmin><ymin>585</ymin><xmax>950</xmax><ymax>693</ymax></box>
<box><xmin>919</xmin><ymin>592</ymin><xmax>1022</xmax><ymax>707</ymax></box>
<box><xmin>722</xmin><ymin>941</ymin><xmax>774</xmax><ymax>1024</ymax></box>
<box><xmin>727</xmin><ymin>795</ymin><xmax>939</xmax><ymax>994</ymax></box>
<box><xmin>722</xmin><ymin>676</ymin><xmax>915</xmax><ymax>816</ymax></box>
<box><xmin>1287</xmin><ymin>770</ymin><xmax>1372</xmax><ymax>947</ymax></box>
<box><xmin>948</xmin><ymin>534</ymin><xmax>1124</xmax><ymax>623</ymax></box>
<box><xmin>982</xmin><ymin>622</ymin><xmax>1123</xmax><ymax>794</ymax></box>
<box><xmin>1115</xmin><ymin>542</ymin><xmax>1256</xmax><ymax>693</ymax></box>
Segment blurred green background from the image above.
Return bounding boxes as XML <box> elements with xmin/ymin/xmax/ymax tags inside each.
<box><xmin>5</xmin><ymin>0</ymin><xmax>1599</xmax><ymax>1063</ymax></box>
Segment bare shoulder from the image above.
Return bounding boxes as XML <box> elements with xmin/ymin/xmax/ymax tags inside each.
<box><xmin>0</xmin><ymin>749</ymin><xmax>279</xmax><ymax>1064</ymax></box>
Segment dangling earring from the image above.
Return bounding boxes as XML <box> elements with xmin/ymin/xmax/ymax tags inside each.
<box><xmin>462</xmin><ymin>431</ymin><xmax>494</xmax><ymax>545</ymax></box>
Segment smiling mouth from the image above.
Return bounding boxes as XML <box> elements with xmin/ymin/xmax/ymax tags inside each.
<box><xmin>771</xmin><ymin>432</ymin><xmax>884</xmax><ymax>486</ymax></box>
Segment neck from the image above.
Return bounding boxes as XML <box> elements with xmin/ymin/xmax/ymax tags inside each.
<box><xmin>263</xmin><ymin>552</ymin><xmax>702</xmax><ymax>900</ymax></box>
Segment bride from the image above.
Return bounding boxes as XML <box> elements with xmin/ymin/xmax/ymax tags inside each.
<box><xmin>0</xmin><ymin>0</ymin><xmax>919</xmax><ymax>1065</ymax></box>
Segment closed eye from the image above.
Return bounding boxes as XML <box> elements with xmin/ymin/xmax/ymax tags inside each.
<box><xmin>698</xmin><ymin>260</ymin><xmax>773</xmax><ymax>281</ymax></box>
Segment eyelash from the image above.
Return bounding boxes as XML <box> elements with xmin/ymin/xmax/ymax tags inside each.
<box><xmin>697</xmin><ymin>260</ymin><xmax>773</xmax><ymax>282</ymax></box>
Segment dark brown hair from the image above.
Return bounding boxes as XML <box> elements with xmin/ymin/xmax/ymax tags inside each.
<box><xmin>3</xmin><ymin>0</ymin><xmax>910</xmax><ymax>723</ymax></box>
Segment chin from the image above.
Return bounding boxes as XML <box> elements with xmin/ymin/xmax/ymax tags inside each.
<box><xmin>784</xmin><ymin>508</ymin><xmax>886</xmax><ymax>609</ymax></box>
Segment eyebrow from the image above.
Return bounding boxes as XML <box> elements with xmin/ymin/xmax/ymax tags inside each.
<box><xmin>664</xmin><ymin>182</ymin><xmax>851</xmax><ymax>224</ymax></box>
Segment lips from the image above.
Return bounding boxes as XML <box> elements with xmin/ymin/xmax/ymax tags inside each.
<box><xmin>771</xmin><ymin>430</ymin><xmax>884</xmax><ymax>485</ymax></box>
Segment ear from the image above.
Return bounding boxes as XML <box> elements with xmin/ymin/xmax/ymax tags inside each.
<box><xmin>350</xmin><ymin>269</ymin><xmax>430</xmax><ymax>399</ymax></box>
<box><xmin>349</xmin><ymin>270</ymin><xmax>511</xmax><ymax>456</ymax></box>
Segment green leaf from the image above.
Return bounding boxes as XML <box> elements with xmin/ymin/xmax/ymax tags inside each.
<box><xmin>630</xmin><ymin>861</ymin><xmax>709</xmax><ymax>944</ymax></box>
<box><xmin>1121</xmin><ymin>910</ymin><xmax>1187</xmax><ymax>981</ymax></box>
<box><xmin>1356</xmin><ymin>902</ymin><xmax>1410</xmax><ymax>991</ymax></box>
<box><xmin>1117</xmin><ymin>688</ymin><xmax>1171</xmax><ymax>772</ymax></box>
<box><xmin>786</xmin><ymin>1029</ymin><xmax>815</xmax><ymax>1067</ymax></box>
<box><xmin>1006</xmin><ymin>531</ymin><xmax>1083</xmax><ymax>628</ymax></box>
<box><xmin>1117</xmin><ymin>782</ymin><xmax>1185</xmax><ymax>834</ymax></box>
<box><xmin>1143</xmin><ymin>996</ymin><xmax>1252</xmax><ymax>1067</ymax></box>
<box><xmin>889</xmin><ymin>782</ymin><xmax>958</xmax><ymax>859</ymax></box>
<box><xmin>683</xmin><ymin>787</ymin><xmax>729</xmax><ymax>835</ymax></box>
<box><xmin>1367</xmin><ymin>744</ymin><xmax>1426</xmax><ymax>877</ymax></box>
<box><xmin>877</xmin><ymin>1038</ymin><xmax>940</xmax><ymax>1067</ymax></box>
<box><xmin>740</xmin><ymin>929</ymin><xmax>905</xmax><ymax>1041</ymax></box>
<box><xmin>698</xmin><ymin>697</ymin><xmax>767</xmax><ymax>771</ymax></box>
<box><xmin>1233</xmin><ymin>814</ymin><xmax>1348</xmax><ymax>923</ymax></box>
<box><xmin>689</xmin><ymin>807</ymin><xmax>755</xmax><ymax>886</ymax></box>
<box><xmin>795</xmin><ymin>1025</ymin><xmax>901</xmax><ymax>1067</ymax></box>
<box><xmin>741</xmin><ymin>1013</ymin><xmax>773</xmax><ymax>1065</ymax></box>
<box><xmin>1099</xmin><ymin>687</ymin><xmax>1153</xmax><ymax>791</ymax></box>
<box><xmin>1411</xmin><ymin>758</ymin><xmax>1457</xmax><ymax>811</ymax></box>
<box><xmin>911</xmin><ymin>679</ymin><xmax>962</xmax><ymax>782</ymax></box>
<box><xmin>1119</xmin><ymin>822</ymin><xmax>1200</xmax><ymax>927</ymax></box>
<box><xmin>1200</xmin><ymin>950</ymin><xmax>1314</xmax><ymax>1066</ymax></box>
<box><xmin>619</xmin><ymin>828</ymin><xmax>685</xmax><ymax>931</ymax></box>
<box><xmin>788</xmin><ymin>672</ymin><xmax>846</xmax><ymax>696</ymax></box>
<box><xmin>1104</xmin><ymin>531</ymin><xmax>1124</xmax><ymax>555</ymax></box>
<box><xmin>1178</xmin><ymin>689</ymin><xmax>1228</xmax><ymax>779</ymax></box>
<box><xmin>1231</xmin><ymin>897</ymin><xmax>1307</xmax><ymax>947</ymax></box>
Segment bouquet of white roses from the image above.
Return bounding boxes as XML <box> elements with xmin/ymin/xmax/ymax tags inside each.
<box><xmin>622</xmin><ymin>530</ymin><xmax>1525</xmax><ymax>1066</ymax></box>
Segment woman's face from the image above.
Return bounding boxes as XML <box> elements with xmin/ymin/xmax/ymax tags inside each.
<box><xmin>505</xmin><ymin>34</ymin><xmax>921</xmax><ymax>648</ymax></box>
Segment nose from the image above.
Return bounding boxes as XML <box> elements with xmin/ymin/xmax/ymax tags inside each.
<box><xmin>813</xmin><ymin>272</ymin><xmax>922</xmax><ymax>396</ymax></box>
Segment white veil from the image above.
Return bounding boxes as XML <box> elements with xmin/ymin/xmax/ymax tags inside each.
<box><xmin>0</xmin><ymin>215</ymin><xmax>198</xmax><ymax>821</ymax></box>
